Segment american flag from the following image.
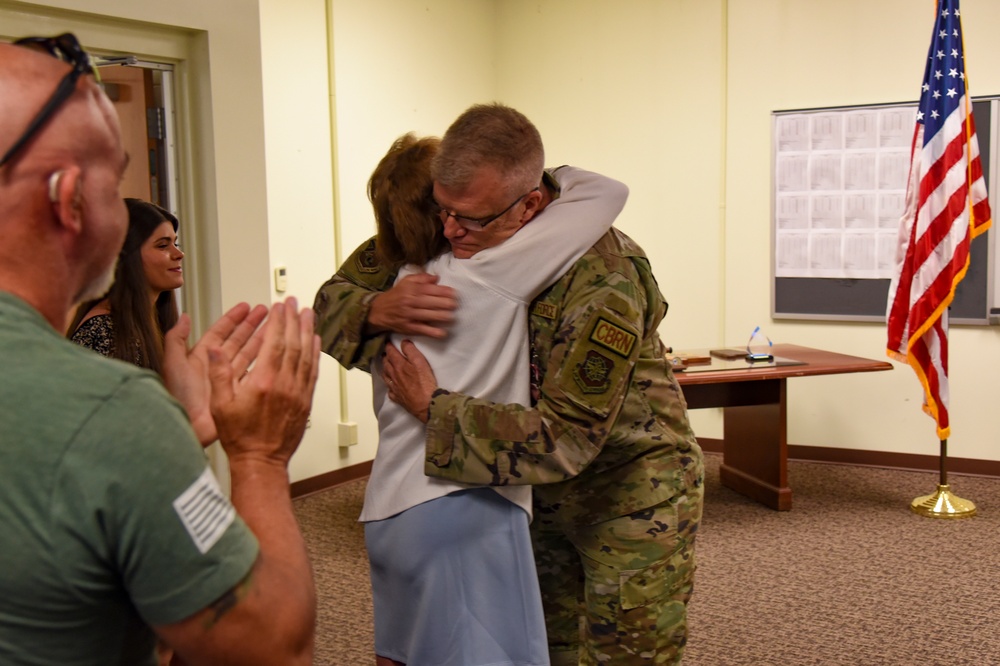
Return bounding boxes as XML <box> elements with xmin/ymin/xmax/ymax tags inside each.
<box><xmin>885</xmin><ymin>0</ymin><xmax>992</xmax><ymax>439</ymax></box>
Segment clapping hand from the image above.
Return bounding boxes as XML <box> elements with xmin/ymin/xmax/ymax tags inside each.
<box><xmin>162</xmin><ymin>302</ymin><xmax>268</xmax><ymax>445</ymax></box>
<box><xmin>208</xmin><ymin>297</ymin><xmax>321</xmax><ymax>466</ymax></box>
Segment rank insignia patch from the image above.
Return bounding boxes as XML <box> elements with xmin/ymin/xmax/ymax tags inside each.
<box><xmin>589</xmin><ymin>317</ymin><xmax>637</xmax><ymax>358</ymax></box>
<box><xmin>574</xmin><ymin>350</ymin><xmax>614</xmax><ymax>394</ymax></box>
<box><xmin>356</xmin><ymin>239</ymin><xmax>380</xmax><ymax>274</ymax></box>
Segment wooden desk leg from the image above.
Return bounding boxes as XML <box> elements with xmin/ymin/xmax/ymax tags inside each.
<box><xmin>718</xmin><ymin>378</ymin><xmax>792</xmax><ymax>510</ymax></box>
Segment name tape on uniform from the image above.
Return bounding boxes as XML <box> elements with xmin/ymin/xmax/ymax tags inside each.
<box><xmin>531</xmin><ymin>302</ymin><xmax>558</xmax><ymax>320</ymax></box>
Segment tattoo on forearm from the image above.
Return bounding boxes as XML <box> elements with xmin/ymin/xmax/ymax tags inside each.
<box><xmin>202</xmin><ymin>571</ymin><xmax>253</xmax><ymax>629</ymax></box>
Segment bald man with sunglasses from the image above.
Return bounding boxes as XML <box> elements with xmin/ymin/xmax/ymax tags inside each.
<box><xmin>0</xmin><ymin>36</ymin><xmax>318</xmax><ymax>665</ymax></box>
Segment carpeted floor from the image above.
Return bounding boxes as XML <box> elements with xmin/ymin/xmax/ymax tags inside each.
<box><xmin>293</xmin><ymin>476</ymin><xmax>373</xmax><ymax>665</ymax></box>
<box><xmin>293</xmin><ymin>453</ymin><xmax>1000</xmax><ymax>665</ymax></box>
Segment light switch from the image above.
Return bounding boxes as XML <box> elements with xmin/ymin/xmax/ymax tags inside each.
<box><xmin>274</xmin><ymin>266</ymin><xmax>287</xmax><ymax>292</ymax></box>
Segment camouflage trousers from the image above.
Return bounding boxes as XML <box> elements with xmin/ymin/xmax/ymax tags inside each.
<box><xmin>532</xmin><ymin>485</ymin><xmax>703</xmax><ymax>665</ymax></box>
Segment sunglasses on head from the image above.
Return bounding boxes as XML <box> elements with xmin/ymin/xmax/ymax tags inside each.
<box><xmin>0</xmin><ymin>33</ymin><xmax>99</xmax><ymax>169</ymax></box>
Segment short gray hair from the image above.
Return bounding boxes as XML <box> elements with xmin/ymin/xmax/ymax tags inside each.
<box><xmin>431</xmin><ymin>103</ymin><xmax>544</xmax><ymax>198</ymax></box>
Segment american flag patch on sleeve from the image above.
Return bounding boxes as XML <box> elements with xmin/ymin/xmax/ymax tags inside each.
<box><xmin>173</xmin><ymin>467</ymin><xmax>236</xmax><ymax>554</ymax></box>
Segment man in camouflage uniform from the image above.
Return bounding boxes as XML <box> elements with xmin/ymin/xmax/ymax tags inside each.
<box><xmin>314</xmin><ymin>104</ymin><xmax>704</xmax><ymax>665</ymax></box>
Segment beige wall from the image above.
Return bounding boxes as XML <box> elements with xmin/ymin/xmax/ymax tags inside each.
<box><xmin>260</xmin><ymin>0</ymin><xmax>506</xmax><ymax>478</ymax></box>
<box><xmin>257</xmin><ymin>0</ymin><xmax>342</xmax><ymax>481</ymax></box>
<box><xmin>7</xmin><ymin>0</ymin><xmax>999</xmax><ymax>485</ymax></box>
<box><xmin>493</xmin><ymin>0</ymin><xmax>728</xmax><ymax>441</ymax></box>
<box><xmin>292</xmin><ymin>0</ymin><xmax>1000</xmax><ymax>466</ymax></box>
<box><xmin>2</xmin><ymin>0</ymin><xmax>277</xmax><ymax>487</ymax></box>
<box><xmin>0</xmin><ymin>0</ymin><xmax>273</xmax><ymax>327</ymax></box>
<box><xmin>316</xmin><ymin>0</ymin><xmax>500</xmax><ymax>476</ymax></box>
<box><xmin>724</xmin><ymin>0</ymin><xmax>1000</xmax><ymax>460</ymax></box>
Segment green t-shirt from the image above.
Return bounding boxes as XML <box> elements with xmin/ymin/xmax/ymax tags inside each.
<box><xmin>0</xmin><ymin>293</ymin><xmax>260</xmax><ymax>665</ymax></box>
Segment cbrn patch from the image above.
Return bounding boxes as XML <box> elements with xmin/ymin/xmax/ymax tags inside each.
<box><xmin>589</xmin><ymin>317</ymin><xmax>637</xmax><ymax>358</ymax></box>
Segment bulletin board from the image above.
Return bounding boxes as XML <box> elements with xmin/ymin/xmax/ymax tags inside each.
<box><xmin>770</xmin><ymin>99</ymin><xmax>996</xmax><ymax>324</ymax></box>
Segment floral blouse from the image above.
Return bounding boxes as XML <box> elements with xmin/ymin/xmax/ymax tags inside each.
<box><xmin>70</xmin><ymin>314</ymin><xmax>145</xmax><ymax>366</ymax></box>
<box><xmin>70</xmin><ymin>314</ymin><xmax>114</xmax><ymax>358</ymax></box>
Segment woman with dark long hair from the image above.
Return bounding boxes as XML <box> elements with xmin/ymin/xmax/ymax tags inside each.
<box><xmin>68</xmin><ymin>198</ymin><xmax>184</xmax><ymax>375</ymax></box>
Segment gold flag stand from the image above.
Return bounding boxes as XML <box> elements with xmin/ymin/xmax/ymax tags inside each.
<box><xmin>910</xmin><ymin>438</ymin><xmax>976</xmax><ymax>519</ymax></box>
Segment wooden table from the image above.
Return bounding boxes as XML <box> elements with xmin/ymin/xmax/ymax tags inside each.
<box><xmin>674</xmin><ymin>344</ymin><xmax>893</xmax><ymax>510</ymax></box>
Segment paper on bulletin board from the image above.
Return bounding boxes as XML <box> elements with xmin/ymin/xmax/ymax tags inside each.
<box><xmin>773</xmin><ymin>105</ymin><xmax>916</xmax><ymax>280</ymax></box>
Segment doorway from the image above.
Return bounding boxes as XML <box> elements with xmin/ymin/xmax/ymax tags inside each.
<box><xmin>97</xmin><ymin>58</ymin><xmax>186</xmax><ymax>310</ymax></box>
<box><xmin>97</xmin><ymin>59</ymin><xmax>177</xmax><ymax>210</ymax></box>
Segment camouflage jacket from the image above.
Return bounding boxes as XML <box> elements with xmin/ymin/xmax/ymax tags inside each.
<box><xmin>313</xmin><ymin>230</ymin><xmax>703</xmax><ymax>525</ymax></box>
<box><xmin>313</xmin><ymin>238</ymin><xmax>395</xmax><ymax>374</ymax></box>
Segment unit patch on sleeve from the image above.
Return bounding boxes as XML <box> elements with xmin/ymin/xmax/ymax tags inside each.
<box><xmin>589</xmin><ymin>317</ymin><xmax>637</xmax><ymax>358</ymax></box>
<box><xmin>574</xmin><ymin>349</ymin><xmax>614</xmax><ymax>394</ymax></box>
<box><xmin>356</xmin><ymin>239</ymin><xmax>380</xmax><ymax>274</ymax></box>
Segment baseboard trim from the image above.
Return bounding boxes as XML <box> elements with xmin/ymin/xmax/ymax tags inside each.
<box><xmin>291</xmin><ymin>460</ymin><xmax>373</xmax><ymax>499</ymax></box>
<box><xmin>289</xmin><ymin>442</ymin><xmax>998</xmax><ymax>499</ymax></box>
<box><xmin>697</xmin><ymin>438</ymin><xmax>1000</xmax><ymax>478</ymax></box>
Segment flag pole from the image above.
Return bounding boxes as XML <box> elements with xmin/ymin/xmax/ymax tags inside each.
<box><xmin>889</xmin><ymin>0</ymin><xmax>989</xmax><ymax>518</ymax></box>
<box><xmin>910</xmin><ymin>438</ymin><xmax>977</xmax><ymax>518</ymax></box>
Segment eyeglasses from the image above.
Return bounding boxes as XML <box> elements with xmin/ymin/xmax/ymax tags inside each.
<box><xmin>0</xmin><ymin>33</ymin><xmax>99</xmax><ymax>169</ymax></box>
<box><xmin>433</xmin><ymin>187</ymin><xmax>540</xmax><ymax>231</ymax></box>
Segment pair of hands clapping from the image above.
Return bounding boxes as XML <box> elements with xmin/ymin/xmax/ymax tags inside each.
<box><xmin>161</xmin><ymin>297</ymin><xmax>320</xmax><ymax>465</ymax></box>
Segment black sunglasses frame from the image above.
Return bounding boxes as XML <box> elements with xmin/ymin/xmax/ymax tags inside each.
<box><xmin>0</xmin><ymin>33</ymin><xmax>98</xmax><ymax>169</ymax></box>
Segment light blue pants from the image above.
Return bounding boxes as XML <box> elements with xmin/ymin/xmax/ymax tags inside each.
<box><xmin>365</xmin><ymin>488</ymin><xmax>550</xmax><ymax>666</ymax></box>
